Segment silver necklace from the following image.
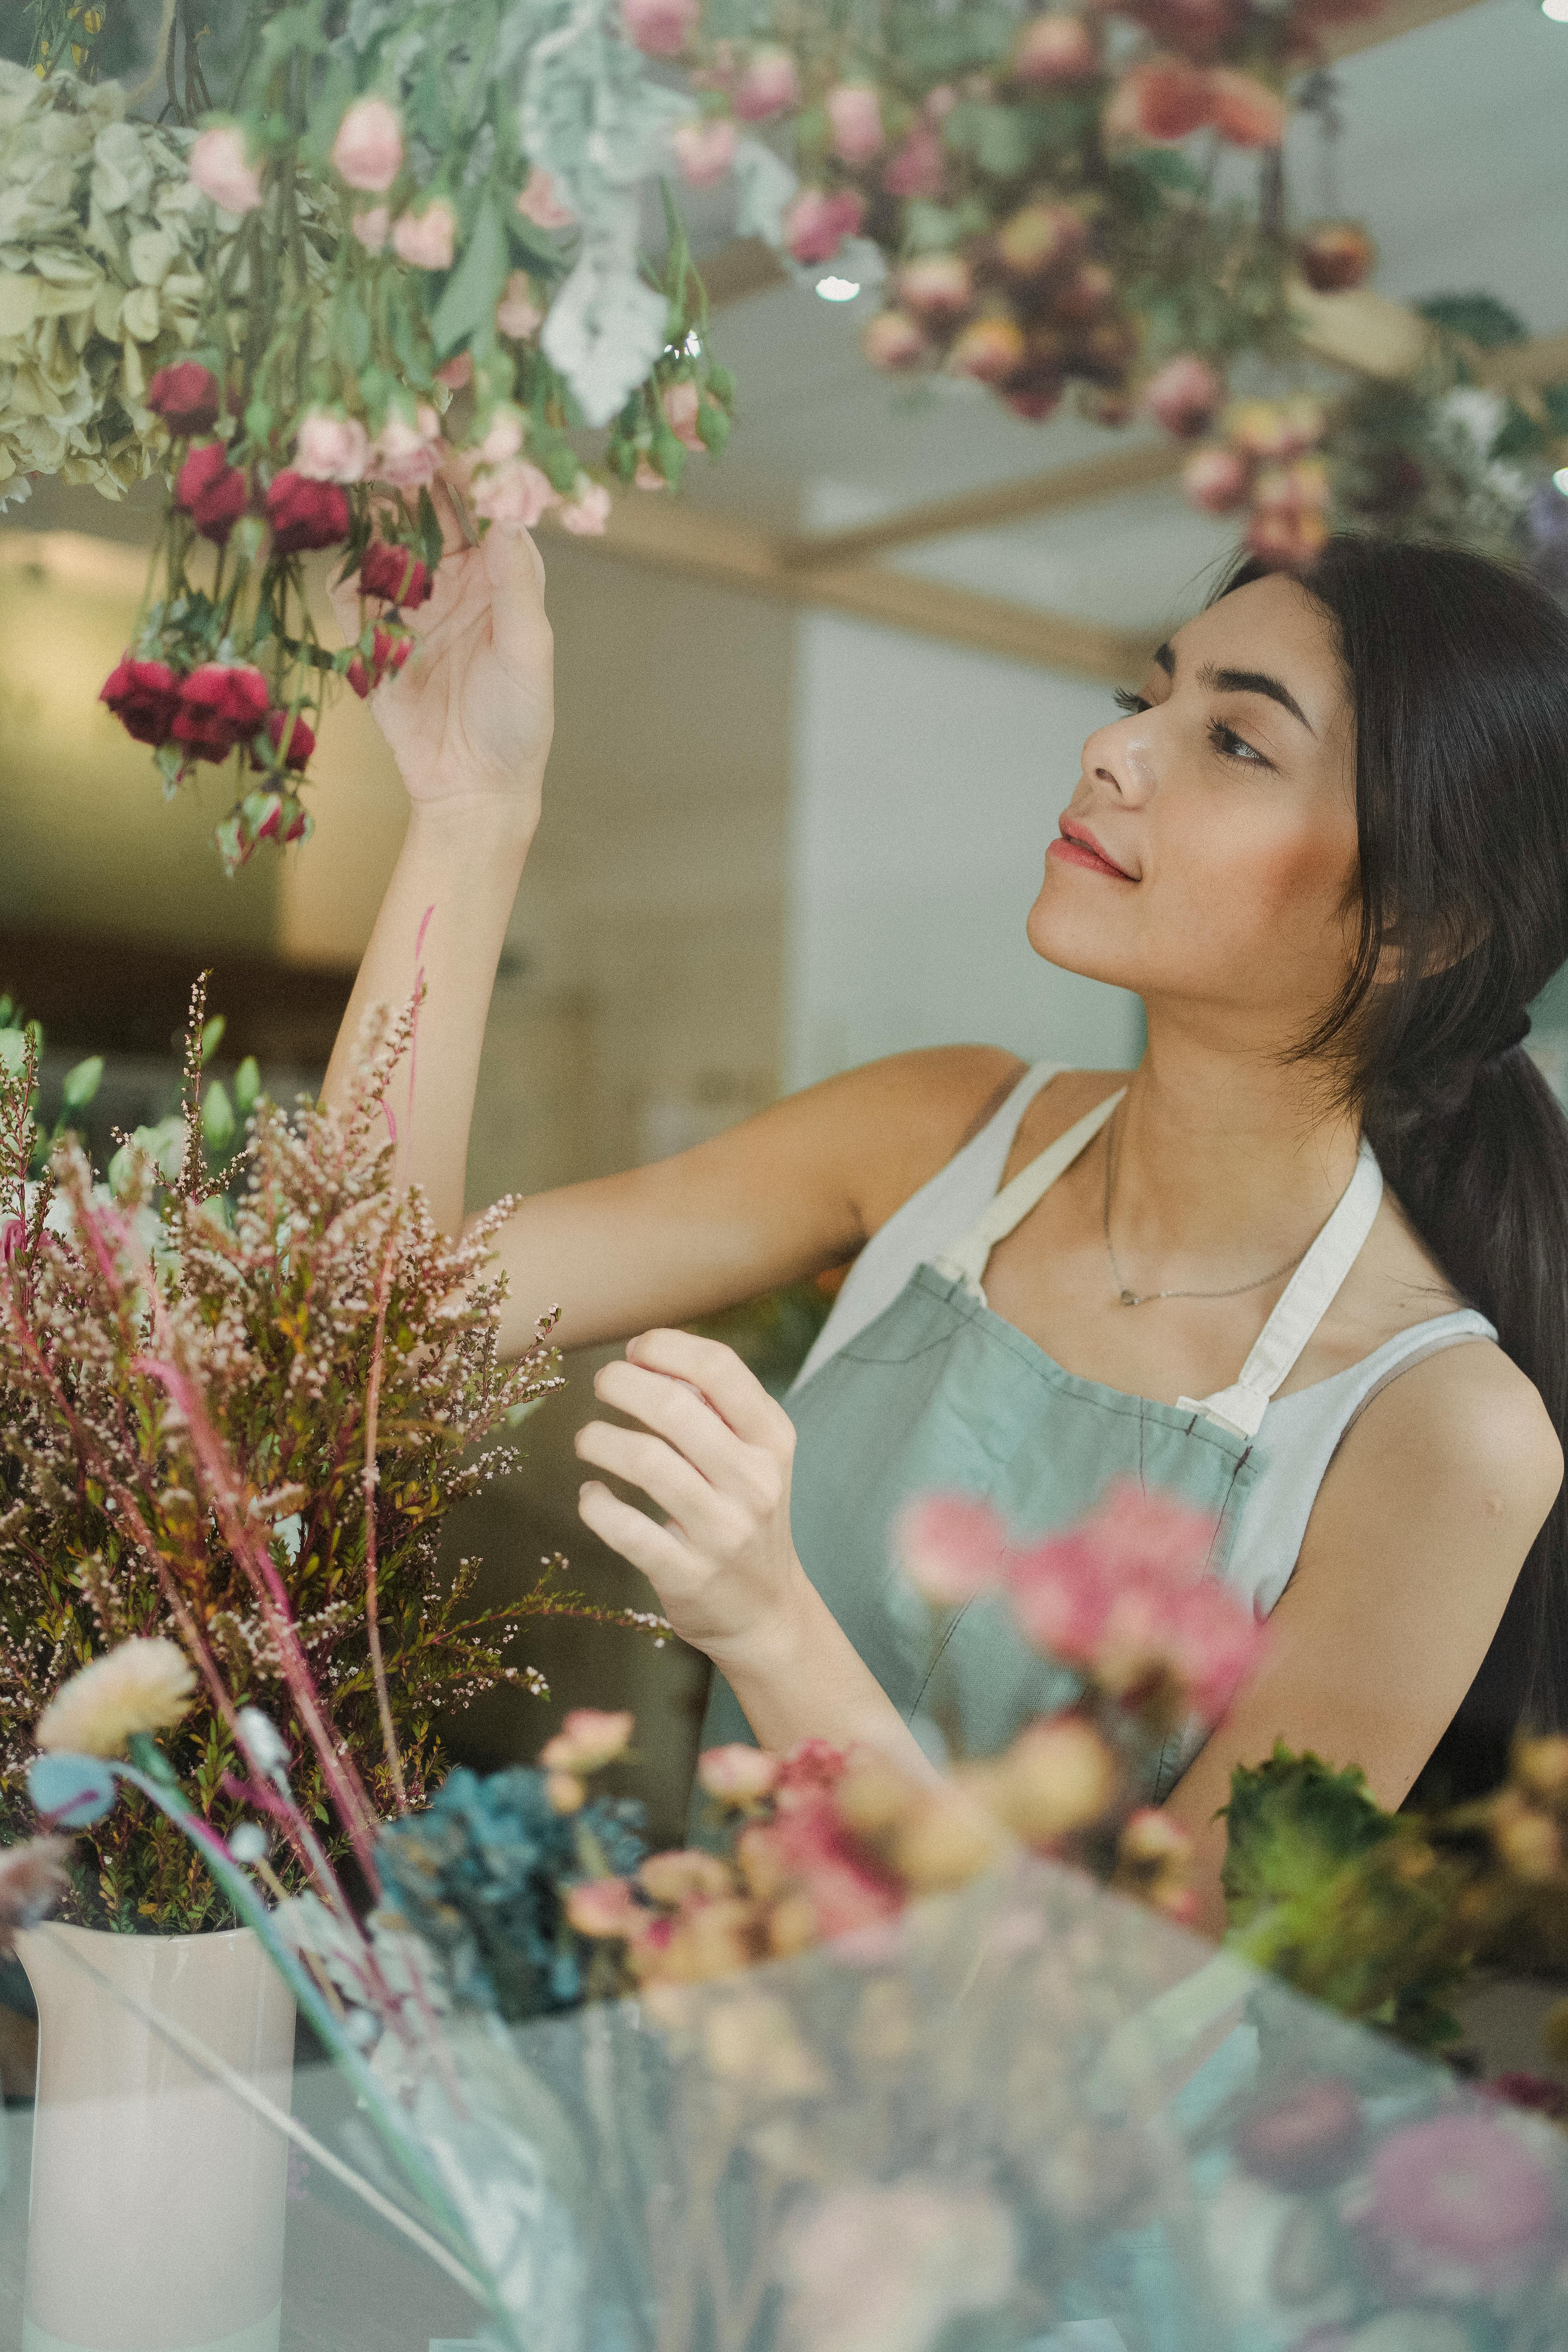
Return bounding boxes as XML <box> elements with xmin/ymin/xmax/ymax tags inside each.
<box><xmin>1102</xmin><ymin>1112</ymin><xmax>1309</xmax><ymax>1308</ymax></box>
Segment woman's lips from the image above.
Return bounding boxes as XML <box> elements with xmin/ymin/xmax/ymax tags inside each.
<box><xmin>1047</xmin><ymin>822</ymin><xmax>1134</xmax><ymax>882</ymax></box>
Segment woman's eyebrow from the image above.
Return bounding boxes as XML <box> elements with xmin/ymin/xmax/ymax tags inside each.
<box><xmin>1196</xmin><ymin>659</ymin><xmax>1314</xmax><ymax>735</ymax></box>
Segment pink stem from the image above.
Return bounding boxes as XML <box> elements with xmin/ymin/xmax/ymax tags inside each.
<box><xmin>361</xmin><ymin>1225</ymin><xmax>407</xmax><ymax>1812</ymax></box>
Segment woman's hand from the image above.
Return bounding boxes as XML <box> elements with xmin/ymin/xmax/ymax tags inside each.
<box><xmin>327</xmin><ymin>503</ymin><xmax>554</xmax><ymax>826</ymax></box>
<box><xmin>575</xmin><ymin>1330</ymin><xmax>809</xmax><ymax>1672</ymax></box>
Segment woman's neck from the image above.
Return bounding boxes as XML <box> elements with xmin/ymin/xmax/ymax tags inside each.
<box><xmin>1109</xmin><ymin>1005</ymin><xmax>1361</xmax><ymax>1278</ymax></box>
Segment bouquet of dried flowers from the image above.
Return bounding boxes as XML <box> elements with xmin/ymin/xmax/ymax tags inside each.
<box><xmin>0</xmin><ymin>981</ymin><xmax>655</xmax><ymax>1932</ymax></box>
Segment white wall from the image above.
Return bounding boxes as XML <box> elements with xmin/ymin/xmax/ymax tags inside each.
<box><xmin>784</xmin><ymin>610</ymin><xmax>1144</xmax><ymax>1093</ymax></box>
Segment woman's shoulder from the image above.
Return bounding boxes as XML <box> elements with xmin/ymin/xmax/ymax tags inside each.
<box><xmin>1350</xmin><ymin>1326</ymin><xmax>1563</xmax><ymax>1532</ymax></box>
<box><xmin>815</xmin><ymin>1045</ymin><xmax>1029</xmax><ymax>1236</ymax></box>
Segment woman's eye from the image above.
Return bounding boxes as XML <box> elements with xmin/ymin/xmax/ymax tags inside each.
<box><xmin>1207</xmin><ymin>717</ymin><xmax>1267</xmax><ymax>765</ymax></box>
<box><xmin>1112</xmin><ymin>688</ymin><xmax>1149</xmax><ymax>715</ymax></box>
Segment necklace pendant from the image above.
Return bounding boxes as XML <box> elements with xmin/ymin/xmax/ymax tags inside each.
<box><xmin>1118</xmin><ymin>1289</ymin><xmax>1141</xmax><ymax>1307</ymax></box>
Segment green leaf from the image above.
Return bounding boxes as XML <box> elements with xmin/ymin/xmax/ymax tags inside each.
<box><xmin>429</xmin><ymin>194</ymin><xmax>509</xmax><ymax>359</ymax></box>
<box><xmin>1416</xmin><ymin>291</ymin><xmax>1529</xmax><ymax>350</ymax></box>
<box><xmin>903</xmin><ymin>201</ymin><xmax>961</xmax><ymax>254</ymax></box>
<box><xmin>200</xmin><ymin>1015</ymin><xmax>225</xmax><ymax>1065</ymax></box>
<box><xmin>61</xmin><ymin>1055</ymin><xmax>103</xmax><ymax>1110</ymax></box>
<box><xmin>1222</xmin><ymin>1743</ymin><xmax>1392</xmax><ymax>1935</ymax></box>
<box><xmin>416</xmin><ymin>487</ymin><xmax>444</xmax><ymax>576</ymax></box>
<box><xmin>234</xmin><ymin>1056</ymin><xmax>261</xmax><ymax>1115</ymax></box>
<box><xmin>201</xmin><ymin>1079</ymin><xmax>235</xmax><ymax>1155</ymax></box>
<box><xmin>696</xmin><ymin>399</ymin><xmax>729</xmax><ymax>457</ymax></box>
<box><xmin>0</xmin><ymin>1028</ymin><xmax>27</xmax><ymax>1076</ymax></box>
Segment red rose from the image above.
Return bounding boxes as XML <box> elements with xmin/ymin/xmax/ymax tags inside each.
<box><xmin>251</xmin><ymin>707</ymin><xmax>316</xmax><ymax>771</ymax></box>
<box><xmin>171</xmin><ymin>662</ymin><xmax>270</xmax><ymax>761</ymax></box>
<box><xmin>357</xmin><ymin>541</ymin><xmax>432</xmax><ymax>607</ymax></box>
<box><xmin>176</xmin><ymin>443</ymin><xmax>250</xmax><ymax>545</ymax></box>
<box><xmin>100</xmin><ymin>654</ymin><xmax>183</xmax><ymax>746</ymax></box>
<box><xmin>147</xmin><ymin>361</ymin><xmax>222</xmax><ymax>436</ymax></box>
<box><xmin>264</xmin><ymin>470</ymin><xmax>351</xmax><ymax>555</ymax></box>
<box><xmin>347</xmin><ymin>623</ymin><xmax>414</xmax><ymax>697</ymax></box>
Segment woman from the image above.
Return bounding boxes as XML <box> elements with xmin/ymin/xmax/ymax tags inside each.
<box><xmin>324</xmin><ymin>528</ymin><xmax>1568</xmax><ymax>1933</ymax></box>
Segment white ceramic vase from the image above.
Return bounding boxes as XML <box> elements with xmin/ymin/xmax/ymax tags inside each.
<box><xmin>15</xmin><ymin>1922</ymin><xmax>296</xmax><ymax>2352</ymax></box>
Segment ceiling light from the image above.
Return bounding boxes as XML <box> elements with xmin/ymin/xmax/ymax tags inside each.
<box><xmin>815</xmin><ymin>275</ymin><xmax>861</xmax><ymax>302</ymax></box>
<box><xmin>1544</xmin><ymin>0</ymin><xmax>1568</xmax><ymax>22</ymax></box>
<box><xmin>1555</xmin><ymin>467</ymin><xmax>1568</xmax><ymax>495</ymax></box>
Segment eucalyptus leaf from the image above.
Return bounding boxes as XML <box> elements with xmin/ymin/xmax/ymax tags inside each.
<box><xmin>28</xmin><ymin>1751</ymin><xmax>118</xmax><ymax>1828</ymax></box>
<box><xmin>541</xmin><ymin>238</ymin><xmax>669</xmax><ymax>429</ymax></box>
<box><xmin>429</xmin><ymin>193</ymin><xmax>509</xmax><ymax>358</ymax></box>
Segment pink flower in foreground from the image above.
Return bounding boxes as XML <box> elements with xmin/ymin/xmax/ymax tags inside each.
<box><xmin>473</xmin><ymin>458</ymin><xmax>557</xmax><ymax>533</ymax></box>
<box><xmin>672</xmin><ymin>116</ymin><xmax>738</xmax><ymax>188</ymax></box>
<box><xmin>434</xmin><ymin>352</ymin><xmax>472</xmax><ymax>390</ymax></box>
<box><xmin>638</xmin><ymin>1848</ymin><xmax>732</xmax><ymax>1904</ymax></box>
<box><xmin>0</xmin><ymin>1837</ymin><xmax>71</xmax><ymax>1955</ymax></box>
<box><xmin>697</xmin><ymin>1743</ymin><xmax>779</xmax><ymax>1804</ymax></box>
<box><xmin>739</xmin><ymin>1791</ymin><xmax>902</xmax><ymax>1940</ymax></box>
<box><xmin>331</xmin><ymin>96</ymin><xmax>403</xmax><ymax>193</ymax></box>
<box><xmin>662</xmin><ymin>378</ymin><xmax>704</xmax><ymax>452</ymax></box>
<box><xmin>781</xmin><ymin>2180</ymin><xmax>1016</xmax><ymax>2352</ymax></box>
<box><xmin>735</xmin><ymin>45</ymin><xmax>800</xmax><ymax>120</ymax></box>
<box><xmin>294</xmin><ymin>410</ymin><xmax>371</xmax><ymax>483</ymax></box>
<box><xmin>474</xmin><ymin>405</ymin><xmax>526</xmax><ymax>467</ymax></box>
<box><xmin>391</xmin><ymin>199</ymin><xmax>457</xmax><ymax>271</ymax></box>
<box><xmin>772</xmin><ymin>1739</ymin><xmax>849</xmax><ymax>1800</ymax></box>
<box><xmin>565</xmin><ymin>1876</ymin><xmax>641</xmax><ymax>1936</ymax></box>
<box><xmin>621</xmin><ymin>0</ymin><xmax>699</xmax><ymax>56</ymax></box>
<box><xmin>352</xmin><ymin>205</ymin><xmax>390</xmax><ymax>252</ymax></box>
<box><xmin>898</xmin><ymin>1493</ymin><xmax>1009</xmax><ymax>1608</ymax></box>
<box><xmin>826</xmin><ymin>82</ymin><xmax>884</xmax><ymax>165</ymax></box>
<box><xmin>541</xmin><ymin>1707</ymin><xmax>634</xmax><ymax>1773</ymax></box>
<box><xmin>516</xmin><ymin>167</ymin><xmax>574</xmax><ymax>230</ymax></box>
<box><xmin>189</xmin><ymin>124</ymin><xmax>263</xmax><ymax>215</ymax></box>
<box><xmin>495</xmin><ymin>270</ymin><xmax>543</xmax><ymax>339</ymax></box>
<box><xmin>558</xmin><ymin>477</ymin><xmax>612</xmax><ymax>535</ymax></box>
<box><xmin>1353</xmin><ymin>2111</ymin><xmax>1559</xmax><ymax>2301</ymax></box>
<box><xmin>784</xmin><ymin>186</ymin><xmax>864</xmax><ymax>267</ymax></box>
<box><xmin>0</xmin><ymin>1216</ymin><xmax>25</xmax><ymax>1263</ymax></box>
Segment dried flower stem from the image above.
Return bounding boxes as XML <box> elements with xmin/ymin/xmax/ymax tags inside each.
<box><xmin>361</xmin><ymin>1225</ymin><xmax>407</xmax><ymax>1812</ymax></box>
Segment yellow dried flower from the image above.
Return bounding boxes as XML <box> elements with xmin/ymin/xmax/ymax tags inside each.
<box><xmin>35</xmin><ymin>1637</ymin><xmax>195</xmax><ymax>1758</ymax></box>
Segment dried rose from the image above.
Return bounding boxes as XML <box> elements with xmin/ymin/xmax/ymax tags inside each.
<box><xmin>252</xmin><ymin>708</ymin><xmax>316</xmax><ymax>772</ymax></box>
<box><xmin>783</xmin><ymin>187</ymin><xmax>864</xmax><ymax>269</ymax></box>
<box><xmin>171</xmin><ymin>662</ymin><xmax>270</xmax><ymax>762</ymax></box>
<box><xmin>1142</xmin><ymin>354</ymin><xmax>1225</xmax><ymax>439</ymax></box>
<box><xmin>1103</xmin><ymin>57</ymin><xmax>1214</xmax><ymax>143</ymax></box>
<box><xmin>696</xmin><ymin>1744</ymin><xmax>780</xmax><ymax>1805</ymax></box>
<box><xmin>100</xmin><ymin>655</ymin><xmax>183</xmax><ymax>747</ymax></box>
<box><xmin>947</xmin><ymin>314</ymin><xmax>1027</xmax><ymax>386</ymax></box>
<box><xmin>147</xmin><ymin>361</ymin><xmax>221</xmax><ymax>437</ymax></box>
<box><xmin>495</xmin><ymin>272</ymin><xmax>543</xmax><ymax>340</ymax></box>
<box><xmin>540</xmin><ymin>1707</ymin><xmax>635</xmax><ymax>1773</ymax></box>
<box><xmin>1012</xmin><ymin>12</ymin><xmax>1100</xmax><ymax>85</ymax></box>
<box><xmin>358</xmin><ymin>541</ymin><xmax>432</xmax><ymax>607</ymax></box>
<box><xmin>352</xmin><ymin>206</ymin><xmax>390</xmax><ymax>252</ymax></box>
<box><xmin>672</xmin><ymin>118</ymin><xmax>737</xmax><ymax>188</ymax></box>
<box><xmin>346</xmin><ymin>624</ymin><xmax>413</xmax><ymax>699</ymax></box>
<box><xmin>662</xmin><ymin>379</ymin><xmax>705</xmax><ymax>453</ymax></box>
<box><xmin>189</xmin><ymin>123</ymin><xmax>263</xmax><ymax>216</ymax></box>
<box><xmin>621</xmin><ymin>0</ymin><xmax>699</xmax><ymax>57</ymax></box>
<box><xmin>995</xmin><ymin>201</ymin><xmax>1087</xmax><ymax>283</ymax></box>
<box><xmin>331</xmin><ymin>97</ymin><xmax>404</xmax><ymax>194</ymax></box>
<box><xmin>264</xmin><ymin>470</ymin><xmax>350</xmax><ymax>555</ymax></box>
<box><xmin>516</xmin><ymin>168</ymin><xmax>574</xmax><ymax>230</ymax></box>
<box><xmin>175</xmin><ymin>442</ymin><xmax>249</xmax><ymax>545</ymax></box>
<box><xmin>862</xmin><ymin>310</ymin><xmax>930</xmax><ymax>373</ymax></box>
<box><xmin>1296</xmin><ymin>219</ymin><xmax>1377</xmax><ymax>293</ymax></box>
<box><xmin>882</xmin><ymin>126</ymin><xmax>946</xmax><ymax>201</ymax></box>
<box><xmin>826</xmin><ymin>83</ymin><xmax>884</xmax><ymax>166</ymax></box>
<box><xmin>1208</xmin><ymin>68</ymin><xmax>1285</xmax><ymax>148</ymax></box>
<box><xmin>735</xmin><ymin>46</ymin><xmax>800</xmax><ymax>120</ymax></box>
<box><xmin>473</xmin><ymin>459</ymin><xmax>557</xmax><ymax>534</ymax></box>
<box><xmin>391</xmin><ymin>200</ymin><xmax>457</xmax><ymax>271</ymax></box>
<box><xmin>897</xmin><ymin>249</ymin><xmax>974</xmax><ymax>323</ymax></box>
<box><xmin>1182</xmin><ymin>446</ymin><xmax>1251</xmax><ymax>513</ymax></box>
<box><xmin>558</xmin><ymin>478</ymin><xmax>612</xmax><ymax>536</ymax></box>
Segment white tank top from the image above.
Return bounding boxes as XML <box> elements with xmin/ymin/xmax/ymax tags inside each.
<box><xmin>792</xmin><ymin>1062</ymin><xmax>1498</xmax><ymax>1618</ymax></box>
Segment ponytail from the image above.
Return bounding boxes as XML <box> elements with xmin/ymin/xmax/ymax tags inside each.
<box><xmin>1222</xmin><ymin>540</ymin><xmax>1568</xmax><ymax>1795</ymax></box>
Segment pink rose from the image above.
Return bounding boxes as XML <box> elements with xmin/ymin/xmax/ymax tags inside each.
<box><xmin>621</xmin><ymin>0</ymin><xmax>699</xmax><ymax>56</ymax></box>
<box><xmin>495</xmin><ymin>270</ymin><xmax>543</xmax><ymax>339</ymax></box>
<box><xmin>371</xmin><ymin>405</ymin><xmax>442</xmax><ymax>490</ymax></box>
<box><xmin>783</xmin><ymin>186</ymin><xmax>864</xmax><ymax>267</ymax></box>
<box><xmin>896</xmin><ymin>249</ymin><xmax>974</xmax><ymax>322</ymax></box>
<box><xmin>474</xmin><ymin>405</ymin><xmax>526</xmax><ymax>467</ymax></box>
<box><xmin>189</xmin><ymin>124</ymin><xmax>263</xmax><ymax>216</ymax></box>
<box><xmin>1356</xmin><ymin>2111</ymin><xmax>1558</xmax><ymax>2301</ymax></box>
<box><xmin>862</xmin><ymin>309</ymin><xmax>929</xmax><ymax>372</ymax></box>
<box><xmin>565</xmin><ymin>1877</ymin><xmax>641</xmax><ymax>1936</ymax></box>
<box><xmin>357</xmin><ymin>542</ymin><xmax>431</xmax><ymax>607</ymax></box>
<box><xmin>735</xmin><ymin>46</ymin><xmax>800</xmax><ymax>120</ymax></box>
<box><xmin>1103</xmin><ymin>57</ymin><xmax>1214</xmax><ymax>143</ymax></box>
<box><xmin>540</xmin><ymin>1707</ymin><xmax>635</xmax><ymax>1773</ymax></box>
<box><xmin>697</xmin><ymin>1744</ymin><xmax>780</xmax><ymax>1804</ymax></box>
<box><xmin>391</xmin><ymin>198</ymin><xmax>457</xmax><ymax>271</ymax></box>
<box><xmin>294</xmin><ymin>410</ymin><xmax>371</xmax><ymax>484</ymax></box>
<box><xmin>634</xmin><ymin>455</ymin><xmax>667</xmax><ymax>491</ymax></box>
<box><xmin>516</xmin><ymin>167</ymin><xmax>574</xmax><ymax>230</ymax></box>
<box><xmin>0</xmin><ymin>1216</ymin><xmax>25</xmax><ymax>1264</ymax></box>
<box><xmin>1182</xmin><ymin>443</ymin><xmax>1250</xmax><ymax>513</ymax></box>
<box><xmin>825</xmin><ymin>83</ymin><xmax>884</xmax><ymax>166</ymax></box>
<box><xmin>352</xmin><ymin>205</ymin><xmax>390</xmax><ymax>252</ymax></box>
<box><xmin>434</xmin><ymin>351</ymin><xmax>473</xmax><ymax>390</ymax></box>
<box><xmin>473</xmin><ymin>458</ymin><xmax>557</xmax><ymax>533</ymax></box>
<box><xmin>898</xmin><ymin>1494</ymin><xmax>1008</xmax><ymax>1608</ymax></box>
<box><xmin>558</xmin><ymin>477</ymin><xmax>612</xmax><ymax>535</ymax></box>
<box><xmin>672</xmin><ymin>117</ymin><xmax>738</xmax><ymax>188</ymax></box>
<box><xmin>171</xmin><ymin>663</ymin><xmax>270</xmax><ymax>763</ymax></box>
<box><xmin>662</xmin><ymin>379</ymin><xmax>704</xmax><ymax>453</ymax></box>
<box><xmin>1207</xmin><ymin>67</ymin><xmax>1285</xmax><ymax>148</ymax></box>
<box><xmin>331</xmin><ymin>96</ymin><xmax>404</xmax><ymax>193</ymax></box>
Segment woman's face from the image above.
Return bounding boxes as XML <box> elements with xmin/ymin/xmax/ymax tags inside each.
<box><xmin>1027</xmin><ymin>573</ymin><xmax>1361</xmax><ymax>1039</ymax></box>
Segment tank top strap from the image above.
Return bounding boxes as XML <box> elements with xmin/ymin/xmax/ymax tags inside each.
<box><xmin>933</xmin><ymin>1087</ymin><xmax>1126</xmax><ymax>1298</ymax></box>
<box><xmin>1179</xmin><ymin>1138</ymin><xmax>1385</xmax><ymax>1441</ymax></box>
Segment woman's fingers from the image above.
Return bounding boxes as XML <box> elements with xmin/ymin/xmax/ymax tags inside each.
<box><xmin>577</xmin><ymin>1479</ymin><xmax>692</xmax><ymax>1588</ymax></box>
<box><xmin>575</xmin><ymin>1418</ymin><xmax>750</xmax><ymax>1554</ymax></box>
<box><xmin>591</xmin><ymin>1357</ymin><xmax>780</xmax><ymax>1506</ymax></box>
<box><xmin>622</xmin><ymin>1329</ymin><xmax>796</xmax><ymax>1451</ymax></box>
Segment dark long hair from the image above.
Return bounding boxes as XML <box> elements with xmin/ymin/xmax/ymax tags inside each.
<box><xmin>1222</xmin><ymin>538</ymin><xmax>1568</xmax><ymax>1798</ymax></box>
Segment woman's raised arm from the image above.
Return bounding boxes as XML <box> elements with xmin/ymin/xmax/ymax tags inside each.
<box><xmin>320</xmin><ymin>519</ymin><xmax>554</xmax><ymax>1233</ymax></box>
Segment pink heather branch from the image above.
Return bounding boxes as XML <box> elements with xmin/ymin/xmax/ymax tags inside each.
<box><xmin>362</xmin><ymin>1225</ymin><xmax>408</xmax><ymax>1811</ymax></box>
<box><xmin>407</xmin><ymin>905</ymin><xmax>434</xmax><ymax>1129</ymax></box>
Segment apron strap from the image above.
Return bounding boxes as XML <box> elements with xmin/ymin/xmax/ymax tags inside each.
<box><xmin>1178</xmin><ymin>1138</ymin><xmax>1385</xmax><ymax>1441</ymax></box>
<box><xmin>933</xmin><ymin>1087</ymin><xmax>1127</xmax><ymax>1297</ymax></box>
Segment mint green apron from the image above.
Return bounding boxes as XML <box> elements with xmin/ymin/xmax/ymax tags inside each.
<box><xmin>697</xmin><ymin>1089</ymin><xmax>1386</xmax><ymax>1795</ymax></box>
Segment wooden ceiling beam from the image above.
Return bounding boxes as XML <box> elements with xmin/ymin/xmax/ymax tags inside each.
<box><xmin>548</xmin><ymin>492</ymin><xmax>1153</xmax><ymax>681</ymax></box>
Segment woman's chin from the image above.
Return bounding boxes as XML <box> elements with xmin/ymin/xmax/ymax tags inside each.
<box><xmin>1025</xmin><ymin>892</ymin><xmax>1138</xmax><ymax>990</ymax></box>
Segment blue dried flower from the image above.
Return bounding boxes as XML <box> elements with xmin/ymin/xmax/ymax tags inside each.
<box><xmin>376</xmin><ymin>1764</ymin><xmax>646</xmax><ymax>2020</ymax></box>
